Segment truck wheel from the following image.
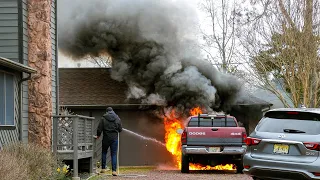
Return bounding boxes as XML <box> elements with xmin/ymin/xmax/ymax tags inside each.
<box><xmin>236</xmin><ymin>160</ymin><xmax>243</xmax><ymax>174</ymax></box>
<box><xmin>181</xmin><ymin>154</ymin><xmax>189</xmax><ymax>173</ymax></box>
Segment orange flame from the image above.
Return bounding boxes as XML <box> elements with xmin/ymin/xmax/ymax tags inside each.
<box><xmin>189</xmin><ymin>107</ymin><xmax>203</xmax><ymax>116</ymax></box>
<box><xmin>163</xmin><ymin>109</ymin><xmax>183</xmax><ymax>169</ymax></box>
<box><xmin>164</xmin><ymin>107</ymin><xmax>236</xmax><ymax>171</ymax></box>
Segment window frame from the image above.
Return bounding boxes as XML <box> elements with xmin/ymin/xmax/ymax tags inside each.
<box><xmin>0</xmin><ymin>70</ymin><xmax>16</xmax><ymax>127</ymax></box>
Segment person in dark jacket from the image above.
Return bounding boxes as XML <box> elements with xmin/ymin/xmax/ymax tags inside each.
<box><xmin>96</xmin><ymin>107</ymin><xmax>122</xmax><ymax>176</ymax></box>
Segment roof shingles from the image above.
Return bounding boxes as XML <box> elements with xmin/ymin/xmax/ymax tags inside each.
<box><xmin>59</xmin><ymin>68</ymin><xmax>135</xmax><ymax>105</ymax></box>
<box><xmin>59</xmin><ymin>68</ymin><xmax>272</xmax><ymax>107</ymax></box>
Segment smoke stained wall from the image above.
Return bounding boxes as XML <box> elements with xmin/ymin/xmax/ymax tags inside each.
<box><xmin>58</xmin><ymin>0</ymin><xmax>243</xmax><ymax>115</ymax></box>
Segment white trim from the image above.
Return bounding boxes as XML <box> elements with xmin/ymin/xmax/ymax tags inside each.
<box><xmin>0</xmin><ymin>56</ymin><xmax>36</xmax><ymax>74</ymax></box>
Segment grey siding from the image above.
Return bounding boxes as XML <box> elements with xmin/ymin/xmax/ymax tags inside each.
<box><xmin>51</xmin><ymin>0</ymin><xmax>58</xmax><ymax>115</ymax></box>
<box><xmin>0</xmin><ymin>71</ymin><xmax>20</xmax><ymax>146</ymax></box>
<box><xmin>0</xmin><ymin>0</ymin><xmax>23</xmax><ymax>145</ymax></box>
<box><xmin>0</xmin><ymin>0</ymin><xmax>19</xmax><ymax>61</ymax></box>
<box><xmin>20</xmin><ymin>0</ymin><xmax>29</xmax><ymax>143</ymax></box>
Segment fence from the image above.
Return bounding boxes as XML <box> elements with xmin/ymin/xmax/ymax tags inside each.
<box><xmin>52</xmin><ymin>115</ymin><xmax>95</xmax><ymax>179</ymax></box>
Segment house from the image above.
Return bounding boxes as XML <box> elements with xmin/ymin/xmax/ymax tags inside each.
<box><xmin>0</xmin><ymin>0</ymin><xmax>58</xmax><ymax>148</ymax></box>
<box><xmin>59</xmin><ymin>68</ymin><xmax>172</xmax><ymax>166</ymax></box>
<box><xmin>231</xmin><ymin>93</ymin><xmax>273</xmax><ymax>133</ymax></box>
<box><xmin>59</xmin><ymin>67</ymin><xmax>273</xmax><ymax>166</ymax></box>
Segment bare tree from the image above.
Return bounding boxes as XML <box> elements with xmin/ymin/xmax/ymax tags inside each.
<box><xmin>199</xmin><ymin>0</ymin><xmax>241</xmax><ymax>73</ymax></box>
<box><xmin>85</xmin><ymin>55</ymin><xmax>112</xmax><ymax>67</ymax></box>
<box><xmin>239</xmin><ymin>0</ymin><xmax>320</xmax><ymax>108</ymax></box>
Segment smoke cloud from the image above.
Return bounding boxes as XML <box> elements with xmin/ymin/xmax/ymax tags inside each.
<box><xmin>58</xmin><ymin>0</ymin><xmax>243</xmax><ymax>114</ymax></box>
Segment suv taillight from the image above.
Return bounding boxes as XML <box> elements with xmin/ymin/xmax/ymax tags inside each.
<box><xmin>303</xmin><ymin>142</ymin><xmax>320</xmax><ymax>151</ymax></box>
<box><xmin>242</xmin><ymin>132</ymin><xmax>247</xmax><ymax>144</ymax></box>
<box><xmin>245</xmin><ymin>137</ymin><xmax>261</xmax><ymax>146</ymax></box>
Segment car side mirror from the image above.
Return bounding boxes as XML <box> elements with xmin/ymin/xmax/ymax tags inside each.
<box><xmin>176</xmin><ymin>128</ymin><xmax>183</xmax><ymax>134</ymax></box>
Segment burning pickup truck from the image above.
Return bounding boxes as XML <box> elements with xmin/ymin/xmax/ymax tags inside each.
<box><xmin>177</xmin><ymin>114</ymin><xmax>247</xmax><ymax>173</ymax></box>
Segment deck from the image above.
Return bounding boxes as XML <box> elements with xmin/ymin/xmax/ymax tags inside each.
<box><xmin>52</xmin><ymin>115</ymin><xmax>95</xmax><ymax>179</ymax></box>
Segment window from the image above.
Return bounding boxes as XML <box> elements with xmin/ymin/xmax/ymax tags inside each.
<box><xmin>188</xmin><ymin>117</ymin><xmax>237</xmax><ymax>127</ymax></box>
<box><xmin>0</xmin><ymin>71</ymin><xmax>15</xmax><ymax>126</ymax></box>
<box><xmin>257</xmin><ymin>111</ymin><xmax>320</xmax><ymax>135</ymax></box>
<box><xmin>256</xmin><ymin>117</ymin><xmax>320</xmax><ymax>135</ymax></box>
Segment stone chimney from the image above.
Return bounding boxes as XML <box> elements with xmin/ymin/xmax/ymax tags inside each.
<box><xmin>27</xmin><ymin>0</ymin><xmax>52</xmax><ymax>149</ymax></box>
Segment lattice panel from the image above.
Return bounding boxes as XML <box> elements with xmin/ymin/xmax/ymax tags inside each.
<box><xmin>78</xmin><ymin>118</ymin><xmax>85</xmax><ymax>143</ymax></box>
<box><xmin>54</xmin><ymin>115</ymin><xmax>95</xmax><ymax>152</ymax></box>
<box><xmin>58</xmin><ymin>116</ymin><xmax>73</xmax><ymax>150</ymax></box>
<box><xmin>85</xmin><ymin>120</ymin><xmax>93</xmax><ymax>144</ymax></box>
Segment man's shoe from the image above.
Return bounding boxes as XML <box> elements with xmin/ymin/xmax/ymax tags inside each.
<box><xmin>100</xmin><ymin>169</ymin><xmax>107</xmax><ymax>173</ymax></box>
<box><xmin>112</xmin><ymin>171</ymin><xmax>118</xmax><ymax>176</ymax></box>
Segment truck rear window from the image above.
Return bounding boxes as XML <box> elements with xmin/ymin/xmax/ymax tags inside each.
<box><xmin>188</xmin><ymin>117</ymin><xmax>237</xmax><ymax>127</ymax></box>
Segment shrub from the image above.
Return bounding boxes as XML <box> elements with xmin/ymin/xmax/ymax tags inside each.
<box><xmin>0</xmin><ymin>142</ymin><xmax>70</xmax><ymax>180</ymax></box>
<box><xmin>0</xmin><ymin>148</ymin><xmax>28</xmax><ymax>180</ymax></box>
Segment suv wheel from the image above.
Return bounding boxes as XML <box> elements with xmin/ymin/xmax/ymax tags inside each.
<box><xmin>235</xmin><ymin>160</ymin><xmax>243</xmax><ymax>174</ymax></box>
<box><xmin>181</xmin><ymin>154</ymin><xmax>189</xmax><ymax>173</ymax></box>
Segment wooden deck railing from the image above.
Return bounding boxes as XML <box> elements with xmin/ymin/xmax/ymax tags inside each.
<box><xmin>52</xmin><ymin>115</ymin><xmax>95</xmax><ymax>179</ymax></box>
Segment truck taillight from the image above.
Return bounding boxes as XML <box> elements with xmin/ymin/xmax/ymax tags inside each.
<box><xmin>303</xmin><ymin>142</ymin><xmax>320</xmax><ymax>151</ymax></box>
<box><xmin>242</xmin><ymin>132</ymin><xmax>247</xmax><ymax>144</ymax></box>
<box><xmin>245</xmin><ymin>137</ymin><xmax>261</xmax><ymax>146</ymax></box>
<box><xmin>181</xmin><ymin>131</ymin><xmax>187</xmax><ymax>144</ymax></box>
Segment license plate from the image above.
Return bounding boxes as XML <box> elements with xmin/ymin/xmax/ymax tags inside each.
<box><xmin>209</xmin><ymin>147</ymin><xmax>220</xmax><ymax>152</ymax></box>
<box><xmin>273</xmin><ymin>144</ymin><xmax>289</xmax><ymax>154</ymax></box>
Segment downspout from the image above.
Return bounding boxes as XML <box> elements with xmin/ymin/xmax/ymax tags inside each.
<box><xmin>18</xmin><ymin>73</ymin><xmax>32</xmax><ymax>141</ymax></box>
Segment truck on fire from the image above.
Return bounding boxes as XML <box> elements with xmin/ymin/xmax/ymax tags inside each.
<box><xmin>177</xmin><ymin>113</ymin><xmax>247</xmax><ymax>173</ymax></box>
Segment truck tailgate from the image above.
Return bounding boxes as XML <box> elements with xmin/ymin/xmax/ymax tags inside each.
<box><xmin>187</xmin><ymin>127</ymin><xmax>244</xmax><ymax>146</ymax></box>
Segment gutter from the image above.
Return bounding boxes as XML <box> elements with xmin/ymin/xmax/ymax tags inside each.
<box><xmin>59</xmin><ymin>104</ymin><xmax>158</xmax><ymax>110</ymax></box>
<box><xmin>0</xmin><ymin>57</ymin><xmax>36</xmax><ymax>74</ymax></box>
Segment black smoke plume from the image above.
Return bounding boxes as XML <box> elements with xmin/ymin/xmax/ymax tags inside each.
<box><xmin>58</xmin><ymin>0</ymin><xmax>243</xmax><ymax>114</ymax></box>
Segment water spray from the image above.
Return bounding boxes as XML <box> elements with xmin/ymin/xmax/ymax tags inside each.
<box><xmin>123</xmin><ymin>128</ymin><xmax>166</xmax><ymax>147</ymax></box>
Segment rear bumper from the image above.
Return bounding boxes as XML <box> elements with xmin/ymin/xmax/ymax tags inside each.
<box><xmin>182</xmin><ymin>145</ymin><xmax>246</xmax><ymax>155</ymax></box>
<box><xmin>243</xmin><ymin>153</ymin><xmax>320</xmax><ymax>180</ymax></box>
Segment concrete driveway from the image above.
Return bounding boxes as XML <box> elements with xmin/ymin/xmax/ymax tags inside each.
<box><xmin>98</xmin><ymin>170</ymin><xmax>252</xmax><ymax>180</ymax></box>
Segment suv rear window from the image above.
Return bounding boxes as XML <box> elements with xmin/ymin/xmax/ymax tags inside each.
<box><xmin>188</xmin><ymin>117</ymin><xmax>236</xmax><ymax>127</ymax></box>
<box><xmin>256</xmin><ymin>111</ymin><xmax>320</xmax><ymax>135</ymax></box>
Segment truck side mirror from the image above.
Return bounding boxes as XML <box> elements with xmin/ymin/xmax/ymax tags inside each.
<box><xmin>238</xmin><ymin>121</ymin><xmax>244</xmax><ymax>127</ymax></box>
<box><xmin>176</xmin><ymin>128</ymin><xmax>183</xmax><ymax>134</ymax></box>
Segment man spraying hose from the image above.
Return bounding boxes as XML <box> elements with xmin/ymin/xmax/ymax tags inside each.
<box><xmin>95</xmin><ymin>107</ymin><xmax>123</xmax><ymax>176</ymax></box>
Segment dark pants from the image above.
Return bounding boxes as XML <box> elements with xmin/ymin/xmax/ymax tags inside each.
<box><xmin>101</xmin><ymin>139</ymin><xmax>118</xmax><ymax>171</ymax></box>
